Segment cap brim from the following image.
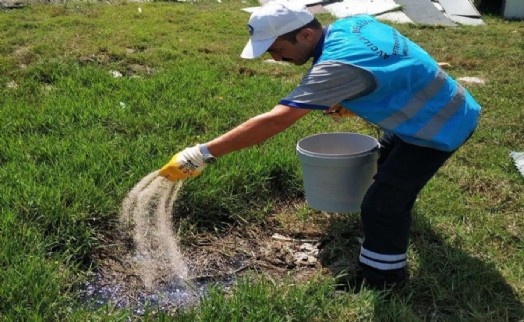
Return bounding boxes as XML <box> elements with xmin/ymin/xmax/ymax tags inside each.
<box><xmin>241</xmin><ymin>37</ymin><xmax>277</xmax><ymax>59</ymax></box>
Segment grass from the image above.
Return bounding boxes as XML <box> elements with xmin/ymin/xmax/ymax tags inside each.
<box><xmin>0</xmin><ymin>1</ymin><xmax>523</xmax><ymax>320</ymax></box>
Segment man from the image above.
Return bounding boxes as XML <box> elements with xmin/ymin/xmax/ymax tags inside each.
<box><xmin>159</xmin><ymin>1</ymin><xmax>481</xmax><ymax>288</ymax></box>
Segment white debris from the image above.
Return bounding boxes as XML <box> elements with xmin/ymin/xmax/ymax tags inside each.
<box><xmin>299</xmin><ymin>242</ymin><xmax>319</xmax><ymax>255</ymax></box>
<box><xmin>377</xmin><ymin>11</ymin><xmax>413</xmax><ymax>24</ymax></box>
<box><xmin>271</xmin><ymin>233</ymin><xmax>319</xmax><ymax>243</ymax></box>
<box><xmin>324</xmin><ymin>0</ymin><xmax>401</xmax><ymax>18</ymax></box>
<box><xmin>294</xmin><ymin>252</ymin><xmax>317</xmax><ymax>265</ymax></box>
<box><xmin>6</xmin><ymin>80</ymin><xmax>18</xmax><ymax>89</ymax></box>
<box><xmin>263</xmin><ymin>59</ymin><xmax>288</xmax><ymax>65</ymax></box>
<box><xmin>247</xmin><ymin>0</ymin><xmax>484</xmax><ymax>25</ymax></box>
<box><xmin>438</xmin><ymin>62</ymin><xmax>452</xmax><ymax>69</ymax></box>
<box><xmin>110</xmin><ymin>70</ymin><xmax>123</xmax><ymax>78</ymax></box>
<box><xmin>457</xmin><ymin>76</ymin><xmax>486</xmax><ymax>85</ymax></box>
<box><xmin>293</xmin><ymin>242</ymin><xmax>319</xmax><ymax>266</ymax></box>
<box><xmin>241</xmin><ymin>6</ymin><xmax>259</xmax><ymax>13</ymax></box>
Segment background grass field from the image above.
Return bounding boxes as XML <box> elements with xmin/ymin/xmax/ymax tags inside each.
<box><xmin>0</xmin><ymin>1</ymin><xmax>523</xmax><ymax>320</ymax></box>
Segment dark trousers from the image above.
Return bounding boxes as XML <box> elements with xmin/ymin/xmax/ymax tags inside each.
<box><xmin>359</xmin><ymin>133</ymin><xmax>455</xmax><ymax>271</ymax></box>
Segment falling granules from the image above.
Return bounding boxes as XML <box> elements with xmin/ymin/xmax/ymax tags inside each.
<box><xmin>120</xmin><ymin>171</ymin><xmax>189</xmax><ymax>290</ymax></box>
<box><xmin>510</xmin><ymin>151</ymin><xmax>524</xmax><ymax>178</ymax></box>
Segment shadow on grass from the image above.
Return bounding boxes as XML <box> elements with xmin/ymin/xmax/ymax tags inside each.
<box><xmin>477</xmin><ymin>0</ymin><xmax>503</xmax><ymax>16</ymax></box>
<box><xmin>319</xmin><ymin>212</ymin><xmax>524</xmax><ymax>320</ymax></box>
<box><xmin>406</xmin><ymin>215</ymin><xmax>523</xmax><ymax>320</ymax></box>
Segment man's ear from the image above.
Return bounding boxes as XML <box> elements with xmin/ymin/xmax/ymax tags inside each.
<box><xmin>297</xmin><ymin>28</ymin><xmax>314</xmax><ymax>41</ymax></box>
<box><xmin>297</xmin><ymin>28</ymin><xmax>315</xmax><ymax>43</ymax></box>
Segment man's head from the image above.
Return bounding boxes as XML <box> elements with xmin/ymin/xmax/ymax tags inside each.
<box><xmin>241</xmin><ymin>1</ymin><xmax>322</xmax><ymax>65</ymax></box>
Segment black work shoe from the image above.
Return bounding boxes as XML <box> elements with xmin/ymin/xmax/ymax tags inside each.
<box><xmin>358</xmin><ymin>264</ymin><xmax>408</xmax><ymax>291</ymax></box>
<box><xmin>334</xmin><ymin>265</ymin><xmax>408</xmax><ymax>293</ymax></box>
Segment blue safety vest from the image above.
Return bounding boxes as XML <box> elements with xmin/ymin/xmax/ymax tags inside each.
<box><xmin>319</xmin><ymin>15</ymin><xmax>481</xmax><ymax>151</ymax></box>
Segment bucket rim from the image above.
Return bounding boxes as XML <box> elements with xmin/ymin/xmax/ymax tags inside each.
<box><xmin>296</xmin><ymin>132</ymin><xmax>379</xmax><ymax>158</ymax></box>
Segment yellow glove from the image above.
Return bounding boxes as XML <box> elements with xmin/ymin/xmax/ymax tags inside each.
<box><xmin>324</xmin><ymin>104</ymin><xmax>356</xmax><ymax>120</ymax></box>
<box><xmin>159</xmin><ymin>145</ymin><xmax>208</xmax><ymax>181</ymax></box>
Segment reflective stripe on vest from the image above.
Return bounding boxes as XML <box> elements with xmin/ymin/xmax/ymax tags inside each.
<box><xmin>415</xmin><ymin>85</ymin><xmax>465</xmax><ymax>140</ymax></box>
<box><xmin>377</xmin><ymin>69</ymin><xmax>467</xmax><ymax>142</ymax></box>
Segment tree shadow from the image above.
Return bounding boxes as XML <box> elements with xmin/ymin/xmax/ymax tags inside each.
<box><xmin>318</xmin><ymin>212</ymin><xmax>524</xmax><ymax>320</ymax></box>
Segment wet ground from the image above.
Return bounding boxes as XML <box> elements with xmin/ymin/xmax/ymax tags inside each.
<box><xmin>80</xmin><ymin>273</ymin><xmax>203</xmax><ymax>315</ymax></box>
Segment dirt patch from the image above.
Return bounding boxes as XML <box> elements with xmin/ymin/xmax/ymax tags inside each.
<box><xmin>85</xmin><ymin>200</ymin><xmax>363</xmax><ymax>313</ymax></box>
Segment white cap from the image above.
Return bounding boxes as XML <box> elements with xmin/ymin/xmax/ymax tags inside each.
<box><xmin>241</xmin><ymin>0</ymin><xmax>314</xmax><ymax>59</ymax></box>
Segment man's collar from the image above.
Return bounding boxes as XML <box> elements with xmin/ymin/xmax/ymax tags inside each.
<box><xmin>312</xmin><ymin>25</ymin><xmax>330</xmax><ymax>64</ymax></box>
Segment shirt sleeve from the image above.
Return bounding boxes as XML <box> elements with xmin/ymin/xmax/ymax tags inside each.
<box><xmin>279</xmin><ymin>61</ymin><xmax>376</xmax><ymax>110</ymax></box>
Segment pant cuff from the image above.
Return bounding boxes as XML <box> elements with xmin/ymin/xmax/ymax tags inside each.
<box><xmin>359</xmin><ymin>246</ymin><xmax>407</xmax><ymax>270</ymax></box>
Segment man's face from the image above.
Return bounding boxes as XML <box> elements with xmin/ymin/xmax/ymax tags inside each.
<box><xmin>266</xmin><ymin>31</ymin><xmax>315</xmax><ymax>66</ymax></box>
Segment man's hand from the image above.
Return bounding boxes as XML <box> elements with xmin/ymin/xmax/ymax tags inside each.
<box><xmin>159</xmin><ymin>145</ymin><xmax>207</xmax><ymax>181</ymax></box>
<box><xmin>324</xmin><ymin>103</ymin><xmax>356</xmax><ymax>120</ymax></box>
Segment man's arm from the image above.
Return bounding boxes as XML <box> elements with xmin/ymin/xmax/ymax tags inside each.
<box><xmin>158</xmin><ymin>104</ymin><xmax>309</xmax><ymax>181</ymax></box>
<box><xmin>205</xmin><ymin>104</ymin><xmax>310</xmax><ymax>157</ymax></box>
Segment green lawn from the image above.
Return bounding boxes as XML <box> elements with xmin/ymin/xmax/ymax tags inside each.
<box><xmin>0</xmin><ymin>1</ymin><xmax>523</xmax><ymax>320</ymax></box>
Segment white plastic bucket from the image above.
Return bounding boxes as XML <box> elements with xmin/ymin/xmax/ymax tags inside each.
<box><xmin>296</xmin><ymin>132</ymin><xmax>379</xmax><ymax>213</ymax></box>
